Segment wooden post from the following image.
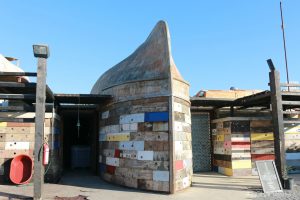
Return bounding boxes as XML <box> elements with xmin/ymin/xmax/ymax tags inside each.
<box><xmin>33</xmin><ymin>45</ymin><xmax>49</xmax><ymax>200</ymax></box>
<box><xmin>267</xmin><ymin>59</ymin><xmax>287</xmax><ymax>186</ymax></box>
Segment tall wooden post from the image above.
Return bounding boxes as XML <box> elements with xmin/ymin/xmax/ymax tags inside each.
<box><xmin>33</xmin><ymin>45</ymin><xmax>49</xmax><ymax>200</ymax></box>
<box><xmin>267</xmin><ymin>59</ymin><xmax>287</xmax><ymax>186</ymax></box>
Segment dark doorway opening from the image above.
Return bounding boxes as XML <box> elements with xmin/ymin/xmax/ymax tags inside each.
<box><xmin>60</xmin><ymin>110</ymin><xmax>98</xmax><ymax>174</ymax></box>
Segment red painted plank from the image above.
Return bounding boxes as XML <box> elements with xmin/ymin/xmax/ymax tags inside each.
<box><xmin>175</xmin><ymin>160</ymin><xmax>183</xmax><ymax>170</ymax></box>
<box><xmin>106</xmin><ymin>165</ymin><xmax>116</xmax><ymax>175</ymax></box>
<box><xmin>231</xmin><ymin>142</ymin><xmax>250</xmax><ymax>145</ymax></box>
<box><xmin>251</xmin><ymin>154</ymin><xmax>275</xmax><ymax>161</ymax></box>
<box><xmin>114</xmin><ymin>149</ymin><xmax>121</xmax><ymax>158</ymax></box>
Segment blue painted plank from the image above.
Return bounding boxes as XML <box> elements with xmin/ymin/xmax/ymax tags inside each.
<box><xmin>144</xmin><ymin>112</ymin><xmax>169</xmax><ymax>122</ymax></box>
<box><xmin>286</xmin><ymin>153</ymin><xmax>300</xmax><ymax>160</ymax></box>
<box><xmin>212</xmin><ymin>166</ymin><xmax>218</xmax><ymax>172</ymax></box>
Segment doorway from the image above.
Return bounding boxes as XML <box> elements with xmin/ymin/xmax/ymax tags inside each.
<box><xmin>191</xmin><ymin>113</ymin><xmax>211</xmax><ymax>172</ymax></box>
<box><xmin>60</xmin><ymin>109</ymin><xmax>98</xmax><ymax>174</ymax></box>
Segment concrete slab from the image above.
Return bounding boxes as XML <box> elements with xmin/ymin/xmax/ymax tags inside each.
<box><xmin>0</xmin><ymin>170</ymin><xmax>261</xmax><ymax>200</ymax></box>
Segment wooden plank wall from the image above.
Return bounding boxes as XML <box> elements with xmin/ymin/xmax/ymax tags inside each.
<box><xmin>211</xmin><ymin>118</ymin><xmax>252</xmax><ymax>176</ymax></box>
<box><xmin>212</xmin><ymin>117</ymin><xmax>300</xmax><ymax>176</ymax></box>
<box><xmin>98</xmin><ymin>78</ymin><xmax>192</xmax><ymax>193</ymax></box>
<box><xmin>98</xmin><ymin>79</ymin><xmax>171</xmax><ymax>192</ymax></box>
<box><xmin>285</xmin><ymin>123</ymin><xmax>300</xmax><ymax>174</ymax></box>
<box><xmin>0</xmin><ymin>114</ymin><xmax>62</xmax><ymax>183</ymax></box>
<box><xmin>250</xmin><ymin>120</ymin><xmax>275</xmax><ymax>175</ymax></box>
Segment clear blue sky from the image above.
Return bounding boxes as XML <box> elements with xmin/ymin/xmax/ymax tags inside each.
<box><xmin>1</xmin><ymin>1</ymin><xmax>299</xmax><ymax>95</ymax></box>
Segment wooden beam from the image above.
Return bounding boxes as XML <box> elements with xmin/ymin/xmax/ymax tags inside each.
<box><xmin>0</xmin><ymin>72</ymin><xmax>37</xmax><ymax>76</ymax></box>
<box><xmin>0</xmin><ymin>117</ymin><xmax>35</xmax><ymax>122</ymax></box>
<box><xmin>34</xmin><ymin>57</ymin><xmax>47</xmax><ymax>200</ymax></box>
<box><xmin>282</xmin><ymin>101</ymin><xmax>300</xmax><ymax>106</ymax></box>
<box><xmin>268</xmin><ymin>59</ymin><xmax>287</xmax><ymax>187</ymax></box>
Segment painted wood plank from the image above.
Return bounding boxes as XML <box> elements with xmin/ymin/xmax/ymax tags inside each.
<box><xmin>120</xmin><ymin>113</ymin><xmax>144</xmax><ymax>124</ymax></box>
<box><xmin>174</xmin><ymin>121</ymin><xmax>191</xmax><ymax>132</ymax></box>
<box><xmin>137</xmin><ymin>151</ymin><xmax>154</xmax><ymax>160</ymax></box>
<box><xmin>120</xmin><ymin>150</ymin><xmax>137</xmax><ymax>159</ymax></box>
<box><xmin>121</xmin><ymin>123</ymin><xmax>138</xmax><ymax>132</ymax></box>
<box><xmin>251</xmin><ymin>133</ymin><xmax>274</xmax><ymax>141</ymax></box>
<box><xmin>5</xmin><ymin>142</ymin><xmax>30</xmax><ymax>150</ymax></box>
<box><xmin>115</xmin><ymin>167</ymin><xmax>153</xmax><ymax>179</ymax></box>
<box><xmin>101</xmin><ymin>111</ymin><xmax>109</xmax><ymax>119</ymax></box>
<box><xmin>0</xmin><ymin>122</ymin><xmax>7</xmax><ymax>127</ymax></box>
<box><xmin>286</xmin><ymin>153</ymin><xmax>300</xmax><ymax>160</ymax></box>
<box><xmin>153</xmin><ymin>170</ymin><xmax>169</xmax><ymax>181</ymax></box>
<box><xmin>251</xmin><ymin>141</ymin><xmax>274</xmax><ymax>148</ymax></box>
<box><xmin>137</xmin><ymin>122</ymin><xmax>153</xmax><ymax>132</ymax></box>
<box><xmin>251</xmin><ymin>154</ymin><xmax>275</xmax><ymax>161</ymax></box>
<box><xmin>130</xmin><ymin>131</ymin><xmax>168</xmax><ymax>141</ymax></box>
<box><xmin>284</xmin><ymin>125</ymin><xmax>300</xmax><ymax>134</ymax></box>
<box><xmin>119</xmin><ymin>141</ymin><xmax>144</xmax><ymax>151</ymax></box>
<box><xmin>231</xmin><ymin>160</ymin><xmax>252</xmax><ymax>169</ymax></box>
<box><xmin>144</xmin><ymin>112</ymin><xmax>169</xmax><ymax>122</ymax></box>
<box><xmin>107</xmin><ymin>132</ymin><xmax>130</xmax><ymax>141</ymax></box>
<box><xmin>105</xmin><ymin>157</ymin><xmax>120</xmax><ymax>167</ymax></box>
<box><xmin>231</xmin><ymin>134</ymin><xmax>251</xmax><ymax>142</ymax></box>
<box><xmin>0</xmin><ymin>127</ymin><xmax>35</xmax><ymax>134</ymax></box>
<box><xmin>285</xmin><ymin>134</ymin><xmax>300</xmax><ymax>140</ymax></box>
<box><xmin>174</xmin><ymin>102</ymin><xmax>182</xmax><ymax>113</ymax></box>
<box><xmin>0</xmin><ymin>149</ymin><xmax>34</xmax><ymax>158</ymax></box>
<box><xmin>251</xmin><ymin>147</ymin><xmax>275</xmax><ymax>154</ymax></box>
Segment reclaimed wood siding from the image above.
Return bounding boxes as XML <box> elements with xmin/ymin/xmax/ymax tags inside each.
<box><xmin>98</xmin><ymin>80</ymin><xmax>171</xmax><ymax>192</ymax></box>
<box><xmin>0</xmin><ymin>116</ymin><xmax>62</xmax><ymax>183</ymax></box>
<box><xmin>173</xmin><ymin>87</ymin><xmax>192</xmax><ymax>192</ymax></box>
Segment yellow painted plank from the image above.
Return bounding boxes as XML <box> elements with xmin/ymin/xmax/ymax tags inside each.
<box><xmin>251</xmin><ymin>133</ymin><xmax>274</xmax><ymax>141</ymax></box>
<box><xmin>107</xmin><ymin>133</ymin><xmax>130</xmax><ymax>141</ymax></box>
<box><xmin>232</xmin><ymin>160</ymin><xmax>252</xmax><ymax>169</ymax></box>
<box><xmin>285</xmin><ymin>125</ymin><xmax>300</xmax><ymax>134</ymax></box>
<box><xmin>216</xmin><ymin>134</ymin><xmax>224</xmax><ymax>141</ymax></box>
<box><xmin>0</xmin><ymin>122</ymin><xmax>7</xmax><ymax>127</ymax></box>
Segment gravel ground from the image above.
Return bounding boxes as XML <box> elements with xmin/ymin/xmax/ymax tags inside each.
<box><xmin>254</xmin><ymin>175</ymin><xmax>300</xmax><ymax>200</ymax></box>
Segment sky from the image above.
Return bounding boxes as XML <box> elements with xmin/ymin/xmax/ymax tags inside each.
<box><xmin>1</xmin><ymin>1</ymin><xmax>299</xmax><ymax>95</ymax></box>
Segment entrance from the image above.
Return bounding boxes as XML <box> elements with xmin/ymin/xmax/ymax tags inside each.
<box><xmin>191</xmin><ymin>113</ymin><xmax>211</xmax><ymax>172</ymax></box>
<box><xmin>60</xmin><ymin>109</ymin><xmax>98</xmax><ymax>174</ymax></box>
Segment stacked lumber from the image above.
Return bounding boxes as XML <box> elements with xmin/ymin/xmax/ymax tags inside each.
<box><xmin>250</xmin><ymin>120</ymin><xmax>275</xmax><ymax>175</ymax></box>
<box><xmin>285</xmin><ymin>123</ymin><xmax>300</xmax><ymax>174</ymax></box>
<box><xmin>0</xmin><ymin>114</ymin><xmax>62</xmax><ymax>183</ymax></box>
<box><xmin>212</xmin><ymin>118</ymin><xmax>252</xmax><ymax>176</ymax></box>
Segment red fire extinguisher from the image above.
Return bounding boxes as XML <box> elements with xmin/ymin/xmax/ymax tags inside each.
<box><xmin>43</xmin><ymin>143</ymin><xmax>49</xmax><ymax>165</ymax></box>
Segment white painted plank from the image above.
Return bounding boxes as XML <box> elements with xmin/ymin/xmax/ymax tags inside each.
<box><xmin>121</xmin><ymin>123</ymin><xmax>138</xmax><ymax>131</ymax></box>
<box><xmin>5</xmin><ymin>142</ymin><xmax>29</xmax><ymax>150</ymax></box>
<box><xmin>105</xmin><ymin>157</ymin><xmax>119</xmax><ymax>167</ymax></box>
<box><xmin>185</xmin><ymin>114</ymin><xmax>191</xmax><ymax>124</ymax></box>
<box><xmin>174</xmin><ymin>102</ymin><xmax>182</xmax><ymax>113</ymax></box>
<box><xmin>153</xmin><ymin>170</ymin><xmax>169</xmax><ymax>181</ymax></box>
<box><xmin>120</xmin><ymin>113</ymin><xmax>144</xmax><ymax>124</ymax></box>
<box><xmin>137</xmin><ymin>151</ymin><xmax>154</xmax><ymax>160</ymax></box>
<box><xmin>175</xmin><ymin>141</ymin><xmax>183</xmax><ymax>152</ymax></box>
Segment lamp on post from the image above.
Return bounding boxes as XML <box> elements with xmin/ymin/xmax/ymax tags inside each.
<box><xmin>33</xmin><ymin>44</ymin><xmax>49</xmax><ymax>200</ymax></box>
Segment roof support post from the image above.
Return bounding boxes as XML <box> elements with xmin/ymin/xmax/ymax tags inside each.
<box><xmin>33</xmin><ymin>45</ymin><xmax>49</xmax><ymax>200</ymax></box>
<box><xmin>268</xmin><ymin>59</ymin><xmax>288</xmax><ymax>188</ymax></box>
